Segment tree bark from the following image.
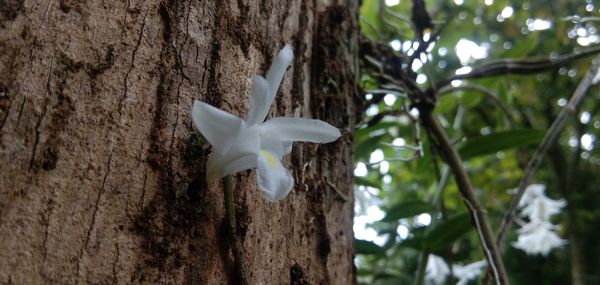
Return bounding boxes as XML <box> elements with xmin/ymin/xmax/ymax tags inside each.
<box><xmin>0</xmin><ymin>0</ymin><xmax>358</xmax><ymax>284</ymax></box>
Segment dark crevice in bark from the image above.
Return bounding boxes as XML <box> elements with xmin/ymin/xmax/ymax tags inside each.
<box><xmin>119</xmin><ymin>12</ymin><xmax>147</xmax><ymax>116</ymax></box>
<box><xmin>176</xmin><ymin>2</ymin><xmax>192</xmax><ymax>82</ymax></box>
<box><xmin>14</xmin><ymin>95</ymin><xmax>26</xmax><ymax>129</ymax></box>
<box><xmin>112</xmin><ymin>243</ymin><xmax>120</xmax><ymax>284</ymax></box>
<box><xmin>29</xmin><ymin>53</ymin><xmax>81</xmax><ymax>172</ymax></box>
<box><xmin>41</xmin><ymin>190</ymin><xmax>56</xmax><ymax>264</ymax></box>
<box><xmin>290</xmin><ymin>263</ymin><xmax>309</xmax><ymax>285</ymax></box>
<box><xmin>29</xmin><ymin>62</ymin><xmax>54</xmax><ymax>171</ymax></box>
<box><xmin>0</xmin><ymin>84</ymin><xmax>11</xmax><ymax>131</ymax></box>
<box><xmin>77</xmin><ymin>150</ymin><xmax>113</xmax><ymax>277</ymax></box>
<box><xmin>0</xmin><ymin>0</ymin><xmax>24</xmax><ymax>24</ymax></box>
<box><xmin>206</xmin><ymin>1</ymin><xmax>223</xmax><ymax>107</ymax></box>
<box><xmin>133</xmin><ymin>2</ymin><xmax>206</xmax><ymax>282</ymax></box>
<box><xmin>291</xmin><ymin>0</ymin><xmax>309</xmax><ymax>113</ymax></box>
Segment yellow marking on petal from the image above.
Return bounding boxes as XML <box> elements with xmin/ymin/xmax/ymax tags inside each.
<box><xmin>260</xmin><ymin>150</ymin><xmax>279</xmax><ymax>169</ymax></box>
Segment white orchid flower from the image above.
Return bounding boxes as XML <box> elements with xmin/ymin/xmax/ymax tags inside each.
<box><xmin>191</xmin><ymin>44</ymin><xmax>341</xmax><ymax>202</ymax></box>
<box><xmin>452</xmin><ymin>260</ymin><xmax>487</xmax><ymax>285</ymax></box>
<box><xmin>520</xmin><ymin>195</ymin><xmax>566</xmax><ymax>222</ymax></box>
<box><xmin>425</xmin><ymin>254</ymin><xmax>450</xmax><ymax>285</ymax></box>
<box><xmin>512</xmin><ymin>183</ymin><xmax>567</xmax><ymax>255</ymax></box>
<box><xmin>518</xmin><ymin>184</ymin><xmax>566</xmax><ymax>222</ymax></box>
<box><xmin>512</xmin><ymin>220</ymin><xmax>567</xmax><ymax>256</ymax></box>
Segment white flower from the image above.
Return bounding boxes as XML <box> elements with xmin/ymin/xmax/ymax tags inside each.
<box><xmin>518</xmin><ymin>184</ymin><xmax>546</xmax><ymax>207</ymax></box>
<box><xmin>426</xmin><ymin>255</ymin><xmax>450</xmax><ymax>285</ymax></box>
<box><xmin>520</xmin><ymin>195</ymin><xmax>566</xmax><ymax>222</ymax></box>
<box><xmin>426</xmin><ymin>256</ymin><xmax>487</xmax><ymax>285</ymax></box>
<box><xmin>512</xmin><ymin>220</ymin><xmax>567</xmax><ymax>256</ymax></box>
<box><xmin>513</xmin><ymin>184</ymin><xmax>567</xmax><ymax>255</ymax></box>
<box><xmin>191</xmin><ymin>44</ymin><xmax>341</xmax><ymax>202</ymax></box>
<box><xmin>452</xmin><ymin>260</ymin><xmax>487</xmax><ymax>285</ymax></box>
<box><xmin>519</xmin><ymin>184</ymin><xmax>566</xmax><ymax>221</ymax></box>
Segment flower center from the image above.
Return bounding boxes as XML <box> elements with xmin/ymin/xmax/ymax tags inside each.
<box><xmin>259</xmin><ymin>150</ymin><xmax>279</xmax><ymax>169</ymax></box>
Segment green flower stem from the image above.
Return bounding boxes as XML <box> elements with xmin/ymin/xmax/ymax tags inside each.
<box><xmin>223</xmin><ymin>175</ymin><xmax>249</xmax><ymax>285</ymax></box>
<box><xmin>414</xmin><ymin>253</ymin><xmax>429</xmax><ymax>285</ymax></box>
<box><xmin>224</xmin><ymin>176</ymin><xmax>236</xmax><ymax>231</ymax></box>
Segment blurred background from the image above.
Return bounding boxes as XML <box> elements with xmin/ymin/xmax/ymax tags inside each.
<box><xmin>353</xmin><ymin>0</ymin><xmax>600</xmax><ymax>284</ymax></box>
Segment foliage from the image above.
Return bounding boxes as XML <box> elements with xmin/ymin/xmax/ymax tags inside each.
<box><xmin>355</xmin><ymin>0</ymin><xmax>600</xmax><ymax>284</ymax></box>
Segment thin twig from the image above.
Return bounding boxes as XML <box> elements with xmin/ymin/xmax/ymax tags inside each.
<box><xmin>325</xmin><ymin>179</ymin><xmax>348</xmax><ymax>202</ymax></box>
<box><xmin>413</xmin><ymin>167</ymin><xmax>451</xmax><ymax>285</ymax></box>
<box><xmin>420</xmin><ymin>109</ymin><xmax>509</xmax><ymax>285</ymax></box>
<box><xmin>368</xmin><ymin>155</ymin><xmax>420</xmax><ymax>166</ymax></box>
<box><xmin>495</xmin><ymin>56</ymin><xmax>600</xmax><ymax>248</ymax></box>
<box><xmin>224</xmin><ymin>176</ymin><xmax>250</xmax><ymax>285</ymax></box>
<box><xmin>562</xmin><ymin>15</ymin><xmax>600</xmax><ymax>23</ymax></box>
<box><xmin>438</xmin><ymin>84</ymin><xmax>516</xmax><ymax>127</ymax></box>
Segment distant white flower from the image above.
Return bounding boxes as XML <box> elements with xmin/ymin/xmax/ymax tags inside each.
<box><xmin>426</xmin><ymin>255</ymin><xmax>450</xmax><ymax>285</ymax></box>
<box><xmin>512</xmin><ymin>220</ymin><xmax>567</xmax><ymax>256</ymax></box>
<box><xmin>191</xmin><ymin>44</ymin><xmax>341</xmax><ymax>202</ymax></box>
<box><xmin>513</xmin><ymin>184</ymin><xmax>567</xmax><ymax>255</ymax></box>
<box><xmin>519</xmin><ymin>184</ymin><xmax>566</xmax><ymax>221</ymax></box>
<box><xmin>518</xmin><ymin>184</ymin><xmax>545</xmax><ymax>206</ymax></box>
<box><xmin>452</xmin><ymin>260</ymin><xmax>487</xmax><ymax>285</ymax></box>
<box><xmin>520</xmin><ymin>195</ymin><xmax>566</xmax><ymax>222</ymax></box>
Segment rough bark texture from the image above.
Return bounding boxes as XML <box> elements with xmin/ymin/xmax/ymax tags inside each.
<box><xmin>0</xmin><ymin>0</ymin><xmax>358</xmax><ymax>284</ymax></box>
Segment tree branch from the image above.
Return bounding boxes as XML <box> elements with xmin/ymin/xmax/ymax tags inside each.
<box><xmin>435</xmin><ymin>45</ymin><xmax>600</xmax><ymax>89</ymax></box>
<box><xmin>420</xmin><ymin>109</ymin><xmax>509</xmax><ymax>285</ymax></box>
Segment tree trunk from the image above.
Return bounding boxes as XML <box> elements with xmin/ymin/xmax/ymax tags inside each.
<box><xmin>0</xmin><ymin>0</ymin><xmax>358</xmax><ymax>284</ymax></box>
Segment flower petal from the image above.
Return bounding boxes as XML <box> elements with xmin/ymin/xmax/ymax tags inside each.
<box><xmin>192</xmin><ymin>101</ymin><xmax>243</xmax><ymax>155</ymax></box>
<box><xmin>256</xmin><ymin>150</ymin><xmax>294</xmax><ymax>202</ymax></box>
<box><xmin>266</xmin><ymin>44</ymin><xmax>294</xmax><ymax>98</ymax></box>
<box><xmin>261</xmin><ymin>117</ymin><xmax>341</xmax><ymax>144</ymax></box>
<box><xmin>207</xmin><ymin>152</ymin><xmax>258</xmax><ymax>180</ymax></box>
<box><xmin>206</xmin><ymin>127</ymin><xmax>261</xmax><ymax>180</ymax></box>
<box><xmin>281</xmin><ymin>141</ymin><xmax>293</xmax><ymax>155</ymax></box>
<box><xmin>245</xmin><ymin>76</ymin><xmax>271</xmax><ymax>126</ymax></box>
<box><xmin>259</xmin><ymin>131</ymin><xmax>285</xmax><ymax>156</ymax></box>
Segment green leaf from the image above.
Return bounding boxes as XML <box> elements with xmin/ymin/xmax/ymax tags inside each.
<box><xmin>501</xmin><ymin>33</ymin><xmax>539</xmax><ymax>58</ymax></box>
<box><xmin>459</xmin><ymin>91</ymin><xmax>484</xmax><ymax>108</ymax></box>
<box><xmin>397</xmin><ymin>235</ymin><xmax>427</xmax><ymax>251</ymax></box>
<box><xmin>355</xmin><ymin>239</ymin><xmax>386</xmax><ymax>255</ymax></box>
<box><xmin>434</xmin><ymin>94</ymin><xmax>458</xmax><ymax>114</ymax></box>
<box><xmin>373</xmin><ymin>274</ymin><xmax>413</xmax><ymax>285</ymax></box>
<box><xmin>359</xmin><ymin>0</ymin><xmax>383</xmax><ymax>39</ymax></box>
<box><xmin>356</xmin><ymin>122</ymin><xmax>398</xmax><ymax>140</ymax></box>
<box><xmin>425</xmin><ymin>212</ymin><xmax>472</xmax><ymax>251</ymax></box>
<box><xmin>356</xmin><ymin>134</ymin><xmax>386</xmax><ymax>160</ymax></box>
<box><xmin>459</xmin><ymin>129</ymin><xmax>545</xmax><ymax>160</ymax></box>
<box><xmin>355</xmin><ymin>176</ymin><xmax>382</xmax><ymax>189</ymax></box>
<box><xmin>383</xmin><ymin>201</ymin><xmax>433</xmax><ymax>222</ymax></box>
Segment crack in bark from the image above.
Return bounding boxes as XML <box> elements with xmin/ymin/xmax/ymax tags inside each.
<box><xmin>0</xmin><ymin>95</ymin><xmax>12</xmax><ymax>131</ymax></box>
<box><xmin>77</xmin><ymin>151</ymin><xmax>113</xmax><ymax>277</ymax></box>
<box><xmin>42</xmin><ymin>0</ymin><xmax>53</xmax><ymax>23</ymax></box>
<box><xmin>112</xmin><ymin>243</ymin><xmax>120</xmax><ymax>284</ymax></box>
<box><xmin>120</xmin><ymin>0</ymin><xmax>131</xmax><ymax>36</ymax></box>
<box><xmin>42</xmin><ymin>190</ymin><xmax>56</xmax><ymax>264</ymax></box>
<box><xmin>118</xmin><ymin>12</ymin><xmax>147</xmax><ymax>116</ymax></box>
<box><xmin>205</xmin><ymin>1</ymin><xmax>223</xmax><ymax>106</ymax></box>
<box><xmin>29</xmin><ymin>62</ymin><xmax>53</xmax><ymax>171</ymax></box>
<box><xmin>15</xmin><ymin>93</ymin><xmax>27</xmax><ymax>130</ymax></box>
<box><xmin>167</xmin><ymin>81</ymin><xmax>182</xmax><ymax>168</ymax></box>
<box><xmin>137</xmin><ymin>141</ymin><xmax>144</xmax><ymax>167</ymax></box>
<box><xmin>176</xmin><ymin>2</ymin><xmax>192</xmax><ymax>82</ymax></box>
<box><xmin>140</xmin><ymin>172</ymin><xmax>148</xmax><ymax>210</ymax></box>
